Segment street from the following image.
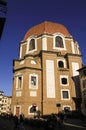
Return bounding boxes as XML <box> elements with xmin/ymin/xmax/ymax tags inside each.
<box><xmin>64</xmin><ymin>122</ymin><xmax>86</xmax><ymax>130</ymax></box>
<box><xmin>0</xmin><ymin>116</ymin><xmax>86</xmax><ymax>130</ymax></box>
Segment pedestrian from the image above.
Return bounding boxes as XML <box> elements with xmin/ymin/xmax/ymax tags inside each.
<box><xmin>57</xmin><ymin>112</ymin><xmax>64</xmax><ymax>129</ymax></box>
<box><xmin>19</xmin><ymin>113</ymin><xmax>25</xmax><ymax>129</ymax></box>
<box><xmin>13</xmin><ymin>115</ymin><xmax>19</xmax><ymax>129</ymax></box>
<box><xmin>45</xmin><ymin>114</ymin><xmax>56</xmax><ymax>130</ymax></box>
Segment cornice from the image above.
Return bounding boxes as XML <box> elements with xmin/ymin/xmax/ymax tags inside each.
<box><xmin>13</xmin><ymin>66</ymin><xmax>42</xmax><ymax>73</ymax></box>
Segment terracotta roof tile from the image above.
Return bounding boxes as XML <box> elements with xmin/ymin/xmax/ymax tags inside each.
<box><xmin>24</xmin><ymin>21</ymin><xmax>70</xmax><ymax>40</ymax></box>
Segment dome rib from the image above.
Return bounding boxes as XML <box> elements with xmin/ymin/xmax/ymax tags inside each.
<box><xmin>24</xmin><ymin>21</ymin><xmax>70</xmax><ymax>40</ymax></box>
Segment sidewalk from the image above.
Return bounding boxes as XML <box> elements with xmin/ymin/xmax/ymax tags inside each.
<box><xmin>64</xmin><ymin>118</ymin><xmax>86</xmax><ymax>128</ymax></box>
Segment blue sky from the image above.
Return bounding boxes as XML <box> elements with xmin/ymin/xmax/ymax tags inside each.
<box><xmin>0</xmin><ymin>0</ymin><xmax>86</xmax><ymax>96</ymax></box>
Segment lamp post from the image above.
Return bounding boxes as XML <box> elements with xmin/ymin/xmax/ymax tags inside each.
<box><xmin>56</xmin><ymin>102</ymin><xmax>61</xmax><ymax>113</ymax></box>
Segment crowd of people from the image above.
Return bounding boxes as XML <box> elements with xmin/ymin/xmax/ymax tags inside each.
<box><xmin>13</xmin><ymin>113</ymin><xmax>25</xmax><ymax>130</ymax></box>
<box><xmin>13</xmin><ymin>112</ymin><xmax>65</xmax><ymax>130</ymax></box>
<box><xmin>44</xmin><ymin>112</ymin><xmax>65</xmax><ymax>130</ymax></box>
<box><xmin>0</xmin><ymin>111</ymin><xmax>65</xmax><ymax>130</ymax></box>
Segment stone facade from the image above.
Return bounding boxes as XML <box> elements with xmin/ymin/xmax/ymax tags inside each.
<box><xmin>11</xmin><ymin>21</ymin><xmax>82</xmax><ymax>117</ymax></box>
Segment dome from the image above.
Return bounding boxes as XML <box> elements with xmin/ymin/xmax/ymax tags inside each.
<box><xmin>24</xmin><ymin>21</ymin><xmax>71</xmax><ymax>40</ymax></box>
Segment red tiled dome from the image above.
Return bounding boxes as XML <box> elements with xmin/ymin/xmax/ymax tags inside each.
<box><xmin>24</xmin><ymin>21</ymin><xmax>70</xmax><ymax>40</ymax></box>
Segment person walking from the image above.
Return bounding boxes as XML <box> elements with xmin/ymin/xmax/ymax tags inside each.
<box><xmin>19</xmin><ymin>113</ymin><xmax>25</xmax><ymax>130</ymax></box>
<box><xmin>13</xmin><ymin>115</ymin><xmax>19</xmax><ymax>129</ymax></box>
<box><xmin>57</xmin><ymin>112</ymin><xmax>64</xmax><ymax>129</ymax></box>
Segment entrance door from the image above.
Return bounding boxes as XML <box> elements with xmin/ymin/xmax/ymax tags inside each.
<box><xmin>16</xmin><ymin>106</ymin><xmax>20</xmax><ymax>117</ymax></box>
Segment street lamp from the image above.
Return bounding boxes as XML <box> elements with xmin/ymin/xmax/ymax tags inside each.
<box><xmin>56</xmin><ymin>102</ymin><xmax>61</xmax><ymax>113</ymax></box>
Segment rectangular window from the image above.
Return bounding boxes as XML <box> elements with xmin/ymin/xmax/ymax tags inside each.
<box><xmin>16</xmin><ymin>75</ymin><xmax>23</xmax><ymax>90</ymax></box>
<box><xmin>63</xmin><ymin>91</ymin><xmax>69</xmax><ymax>98</ymax></box>
<box><xmin>60</xmin><ymin>75</ymin><xmax>69</xmax><ymax>86</ymax></box>
<box><xmin>18</xmin><ymin>77</ymin><xmax>22</xmax><ymax>88</ymax></box>
<box><xmin>31</xmin><ymin>76</ymin><xmax>36</xmax><ymax>86</ymax></box>
<box><xmin>29</xmin><ymin>74</ymin><xmax>38</xmax><ymax>89</ymax></box>
<box><xmin>61</xmin><ymin>89</ymin><xmax>70</xmax><ymax>100</ymax></box>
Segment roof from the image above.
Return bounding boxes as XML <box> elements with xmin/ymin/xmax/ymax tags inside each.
<box><xmin>78</xmin><ymin>66</ymin><xmax>86</xmax><ymax>71</ymax></box>
<box><xmin>24</xmin><ymin>21</ymin><xmax>71</xmax><ymax>40</ymax></box>
<box><xmin>0</xmin><ymin>90</ymin><xmax>4</xmax><ymax>93</ymax></box>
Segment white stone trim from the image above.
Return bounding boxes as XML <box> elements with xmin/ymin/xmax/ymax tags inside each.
<box><xmin>71</xmin><ymin>41</ymin><xmax>75</xmax><ymax>54</ymax></box>
<box><xmin>53</xmin><ymin>34</ymin><xmax>66</xmax><ymax>50</ymax></box>
<box><xmin>62</xmin><ymin>105</ymin><xmax>72</xmax><ymax>111</ymax></box>
<box><xmin>42</xmin><ymin>35</ymin><xmax>47</xmax><ymax>50</ymax></box>
<box><xmin>26</xmin><ymin>37</ymin><xmax>37</xmax><ymax>54</ymax></box>
<box><xmin>60</xmin><ymin>75</ymin><xmax>69</xmax><ymax>86</ymax></box>
<box><xmin>57</xmin><ymin>59</ymin><xmax>66</xmax><ymax>68</ymax></box>
<box><xmin>61</xmin><ymin>89</ymin><xmax>70</xmax><ymax>100</ymax></box>
<box><xmin>30</xmin><ymin>91</ymin><xmax>37</xmax><ymax>97</ymax></box>
<box><xmin>16</xmin><ymin>91</ymin><xmax>22</xmax><ymax>97</ymax></box>
<box><xmin>19</xmin><ymin>45</ymin><xmax>22</xmax><ymax>59</ymax></box>
<box><xmin>14</xmin><ymin>105</ymin><xmax>21</xmax><ymax>116</ymax></box>
<box><xmin>46</xmin><ymin>60</ymin><xmax>55</xmax><ymax>98</ymax></box>
<box><xmin>28</xmin><ymin>105</ymin><xmax>38</xmax><ymax>115</ymax></box>
<box><xmin>29</xmin><ymin>74</ymin><xmax>38</xmax><ymax>89</ymax></box>
<box><xmin>19</xmin><ymin>41</ymin><xmax>27</xmax><ymax>59</ymax></box>
<box><xmin>72</xmin><ymin>62</ymin><xmax>79</xmax><ymax>76</ymax></box>
<box><xmin>16</xmin><ymin>75</ymin><xmax>23</xmax><ymax>90</ymax></box>
<box><xmin>20</xmin><ymin>60</ymin><xmax>25</xmax><ymax>65</ymax></box>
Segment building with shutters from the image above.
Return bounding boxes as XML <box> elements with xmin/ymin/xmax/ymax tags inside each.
<box><xmin>11</xmin><ymin>21</ymin><xmax>83</xmax><ymax>117</ymax></box>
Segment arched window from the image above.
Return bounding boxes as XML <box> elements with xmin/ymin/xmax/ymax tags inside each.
<box><xmin>58</xmin><ymin>61</ymin><xmax>64</xmax><ymax>68</ymax></box>
<box><xmin>64</xmin><ymin>106</ymin><xmax>70</xmax><ymax>112</ymax></box>
<box><xmin>55</xmin><ymin>36</ymin><xmax>64</xmax><ymax>48</ymax></box>
<box><xmin>30</xmin><ymin>106</ymin><xmax>36</xmax><ymax>113</ymax></box>
<box><xmin>29</xmin><ymin>39</ymin><xmax>35</xmax><ymax>51</ymax></box>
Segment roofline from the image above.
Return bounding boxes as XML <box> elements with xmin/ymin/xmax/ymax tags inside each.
<box><xmin>78</xmin><ymin>66</ymin><xmax>86</xmax><ymax>71</ymax></box>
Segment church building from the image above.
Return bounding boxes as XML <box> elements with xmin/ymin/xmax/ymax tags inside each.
<box><xmin>11</xmin><ymin>21</ymin><xmax>82</xmax><ymax>117</ymax></box>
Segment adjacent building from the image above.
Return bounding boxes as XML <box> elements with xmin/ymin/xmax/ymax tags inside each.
<box><xmin>0</xmin><ymin>91</ymin><xmax>4</xmax><ymax>113</ymax></box>
<box><xmin>0</xmin><ymin>91</ymin><xmax>12</xmax><ymax>114</ymax></box>
<box><xmin>78</xmin><ymin>66</ymin><xmax>86</xmax><ymax>115</ymax></box>
<box><xmin>11</xmin><ymin>21</ymin><xmax>83</xmax><ymax>117</ymax></box>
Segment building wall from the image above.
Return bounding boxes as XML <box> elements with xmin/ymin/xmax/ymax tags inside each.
<box><xmin>11</xmin><ymin>22</ymin><xmax>82</xmax><ymax>117</ymax></box>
